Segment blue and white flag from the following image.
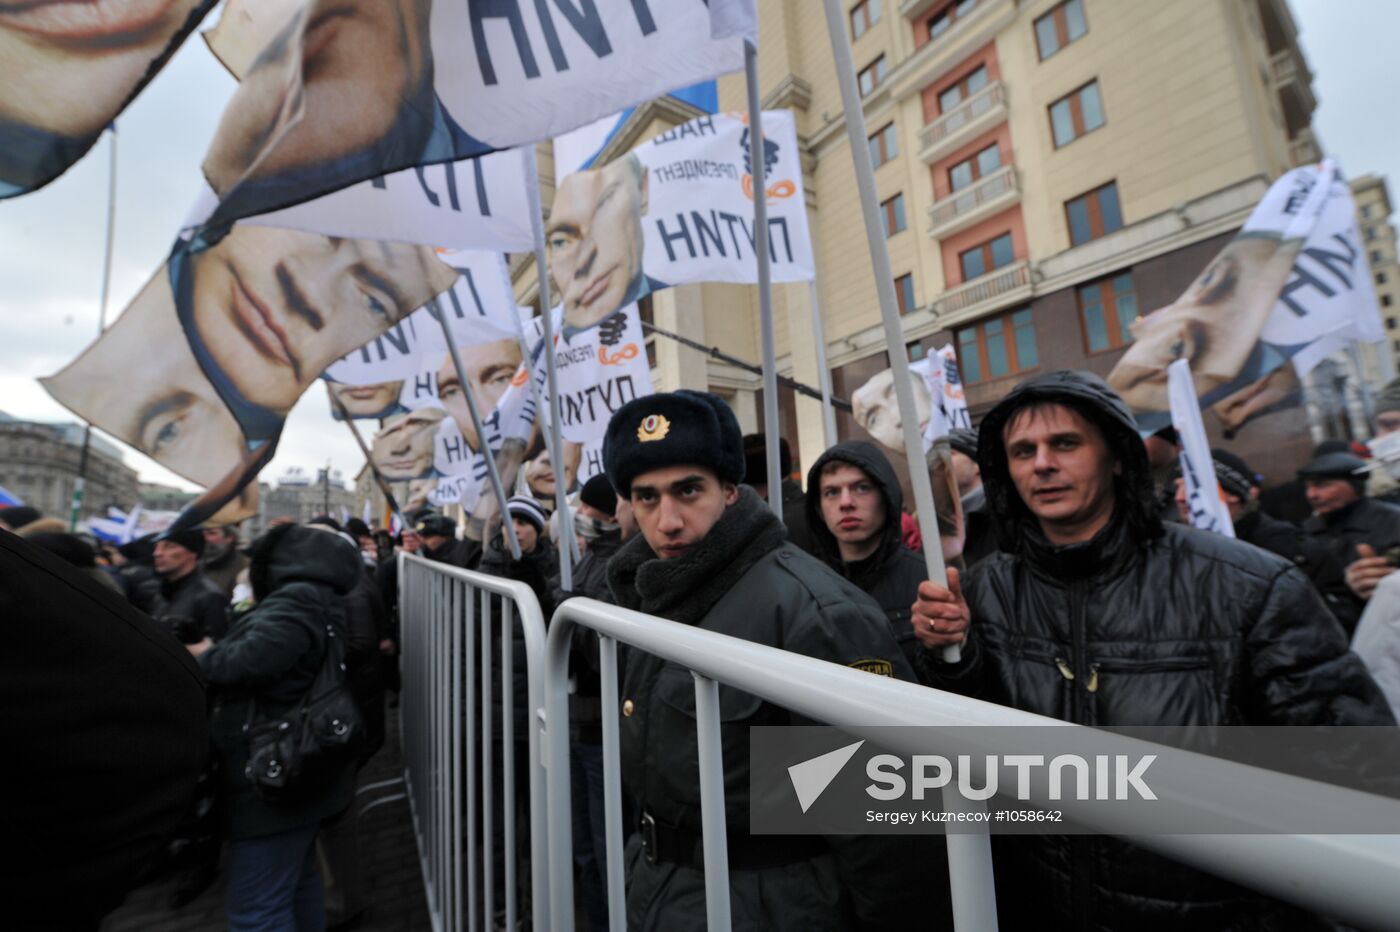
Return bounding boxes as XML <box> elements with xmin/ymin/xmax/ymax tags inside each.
<box><xmin>1169</xmin><ymin>359</ymin><xmax>1235</xmax><ymax>537</ymax></box>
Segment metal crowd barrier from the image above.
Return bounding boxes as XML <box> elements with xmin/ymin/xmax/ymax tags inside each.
<box><xmin>544</xmin><ymin>596</ymin><xmax>1400</xmax><ymax>932</ymax></box>
<box><xmin>398</xmin><ymin>553</ymin><xmax>550</xmax><ymax>932</ymax></box>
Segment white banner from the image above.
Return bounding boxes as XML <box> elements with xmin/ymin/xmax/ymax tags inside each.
<box><xmin>239</xmin><ymin>150</ymin><xmax>535</xmax><ymax>252</ymax></box>
<box><xmin>1168</xmin><ymin>359</ymin><xmax>1235</xmax><ymax>537</ymax></box>
<box><xmin>1110</xmin><ymin>159</ymin><xmax>1384</xmax><ymax>435</ymax></box>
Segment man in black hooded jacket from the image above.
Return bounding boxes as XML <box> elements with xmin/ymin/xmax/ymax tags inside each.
<box><xmin>805</xmin><ymin>440</ymin><xmax>926</xmax><ymax>674</ymax></box>
<box><xmin>911</xmin><ymin>369</ymin><xmax>1393</xmax><ymax>931</ymax></box>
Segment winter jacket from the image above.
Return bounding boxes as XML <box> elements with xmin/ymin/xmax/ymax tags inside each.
<box><xmin>1353</xmin><ymin>571</ymin><xmax>1400</xmax><ymax>718</ymax></box>
<box><xmin>779</xmin><ymin>476</ymin><xmax>817</xmax><ymax>554</ymax></box>
<box><xmin>1234</xmin><ymin>507</ymin><xmax>1359</xmax><ymax>634</ymax></box>
<box><xmin>119</xmin><ymin>561</ymin><xmax>162</xmax><ymax>615</ymax></box>
<box><xmin>608</xmin><ymin>486</ymin><xmax>945</xmax><ymax>931</ymax></box>
<box><xmin>920</xmin><ymin>370</ymin><xmax>1394</xmax><ymax>932</ymax></box>
<box><xmin>425</xmin><ymin>535</ymin><xmax>483</xmax><ymax>570</ymax></box>
<box><xmin>151</xmin><ymin>568</ymin><xmax>230</xmax><ymax>641</ymax></box>
<box><xmin>960</xmin><ymin>483</ymin><xmax>999</xmax><ymax>567</ymax></box>
<box><xmin>480</xmin><ymin>535</ymin><xmax>558</xmax><ymax>740</ymax></box>
<box><xmin>198</xmin><ymin>525</ymin><xmax>360</xmax><ymax>841</ymax></box>
<box><xmin>551</xmin><ymin>529</ymin><xmax>625</xmax><ymax>743</ymax></box>
<box><xmin>804</xmin><ymin>440</ymin><xmax>927</xmax><ymax>676</ymax></box>
<box><xmin>342</xmin><ymin>567</ymin><xmax>389</xmax><ymax>761</ymax></box>
<box><xmin>1303</xmin><ymin>496</ymin><xmax>1400</xmax><ymax>630</ymax></box>
<box><xmin>1</xmin><ymin>529</ymin><xmax>209</xmax><ymax>929</ymax></box>
<box><xmin>200</xmin><ymin>542</ymin><xmax>249</xmax><ymax>599</ymax></box>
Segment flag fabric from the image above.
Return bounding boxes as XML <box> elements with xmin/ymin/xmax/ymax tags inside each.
<box><xmin>1109</xmin><ymin>159</ymin><xmax>1384</xmax><ymax>436</ymax></box>
<box><xmin>1168</xmin><ymin>359</ymin><xmax>1235</xmax><ymax>537</ymax></box>
<box><xmin>362</xmin><ymin>499</ymin><xmax>372</xmax><ymax>526</ymax></box>
<box><xmin>0</xmin><ymin>1</ymin><xmax>218</xmax><ymax>198</ymax></box>
<box><xmin>0</xmin><ymin>486</ymin><xmax>22</xmax><ymax>507</ymax></box>
<box><xmin>188</xmin><ymin>0</ymin><xmax>752</xmax><ymax>238</ymax></box>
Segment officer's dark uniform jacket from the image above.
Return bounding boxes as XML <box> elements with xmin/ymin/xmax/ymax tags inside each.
<box><xmin>805</xmin><ymin>440</ymin><xmax>927</xmax><ymax>675</ymax></box>
<box><xmin>551</xmin><ymin>528</ymin><xmax>625</xmax><ymax>743</ymax></box>
<box><xmin>152</xmin><ymin>567</ymin><xmax>230</xmax><ymax>641</ymax></box>
<box><xmin>1235</xmin><ymin>506</ymin><xmax>1358</xmax><ymax>635</ymax></box>
<box><xmin>608</xmin><ymin>486</ymin><xmax>932</xmax><ymax>931</ymax></box>
<box><xmin>424</xmin><ymin>535</ymin><xmax>482</xmax><ymax>570</ymax></box>
<box><xmin>199</xmin><ymin>525</ymin><xmax>359</xmax><ymax>841</ymax></box>
<box><xmin>920</xmin><ymin>370</ymin><xmax>1394</xmax><ymax>932</ymax></box>
<box><xmin>1303</xmin><ymin>496</ymin><xmax>1400</xmax><ymax>636</ymax></box>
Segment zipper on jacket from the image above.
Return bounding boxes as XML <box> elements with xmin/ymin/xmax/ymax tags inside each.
<box><xmin>1086</xmin><ymin>663</ymin><xmax>1100</xmax><ymax>693</ymax></box>
<box><xmin>1055</xmin><ymin>657</ymin><xmax>1075</xmax><ymax>680</ymax></box>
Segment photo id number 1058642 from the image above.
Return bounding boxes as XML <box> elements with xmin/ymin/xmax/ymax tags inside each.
<box><xmin>1000</xmin><ymin>809</ymin><xmax>1063</xmax><ymax>823</ymax></box>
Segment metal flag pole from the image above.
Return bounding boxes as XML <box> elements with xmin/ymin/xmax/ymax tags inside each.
<box><xmin>70</xmin><ymin>125</ymin><xmax>119</xmax><ymax>531</ymax></box>
<box><xmin>641</xmin><ymin>320</ymin><xmax>852</xmax><ymax>410</ymax></box>
<box><xmin>817</xmin><ymin>1</ymin><xmax>957</xmax><ymax>663</ymax></box>
<box><xmin>432</xmin><ymin>298</ymin><xmax>522</xmax><ymax>559</ymax></box>
<box><xmin>330</xmin><ymin>394</ymin><xmax>409</xmax><ymax>527</ymax></box>
<box><xmin>744</xmin><ymin>40</ymin><xmax>784</xmax><ymax>519</ymax></box>
<box><xmin>809</xmin><ymin>280</ymin><xmax>839</xmax><ymax>448</ymax></box>
<box><xmin>523</xmin><ymin>147</ymin><xmax>575</xmax><ymax>591</ymax></box>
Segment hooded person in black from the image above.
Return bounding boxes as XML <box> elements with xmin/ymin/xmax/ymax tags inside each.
<box><xmin>805</xmin><ymin>440</ymin><xmax>926</xmax><ymax>674</ymax></box>
<box><xmin>911</xmin><ymin>370</ymin><xmax>1393</xmax><ymax>931</ymax></box>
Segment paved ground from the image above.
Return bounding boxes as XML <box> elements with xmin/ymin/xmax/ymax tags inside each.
<box><xmin>101</xmin><ymin>707</ymin><xmax>431</xmax><ymax>932</ymax></box>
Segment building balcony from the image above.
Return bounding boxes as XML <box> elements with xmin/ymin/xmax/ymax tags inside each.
<box><xmin>932</xmin><ymin>259</ymin><xmax>1032</xmax><ymax>326</ymax></box>
<box><xmin>918</xmin><ymin>80</ymin><xmax>1007</xmax><ymax>163</ymax></box>
<box><xmin>1288</xmin><ymin>128</ymin><xmax>1322</xmax><ymax>167</ymax></box>
<box><xmin>1270</xmin><ymin>48</ymin><xmax>1316</xmax><ymax>136</ymax></box>
<box><xmin>927</xmin><ymin>165</ymin><xmax>1020</xmax><ymax>239</ymax></box>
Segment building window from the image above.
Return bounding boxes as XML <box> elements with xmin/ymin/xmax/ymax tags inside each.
<box><xmin>1035</xmin><ymin>0</ymin><xmax>1087</xmax><ymax>60</ymax></box>
<box><xmin>928</xmin><ymin>0</ymin><xmax>978</xmax><ymax>41</ymax></box>
<box><xmin>1373</xmin><ymin>250</ymin><xmax>1384</xmax><ymax>265</ymax></box>
<box><xmin>957</xmin><ymin>308</ymin><xmax>1038</xmax><ymax>384</ymax></box>
<box><xmin>937</xmin><ymin>64</ymin><xmax>989</xmax><ymax>114</ymax></box>
<box><xmin>1379</xmin><ymin>272</ymin><xmax>1389</xmax><ymax>285</ymax></box>
<box><xmin>1385</xmin><ymin>295</ymin><xmax>1395</xmax><ymax>308</ymax></box>
<box><xmin>1363</xmin><ymin>204</ymin><xmax>1373</xmax><ymax>219</ymax></box>
<box><xmin>869</xmin><ymin>122</ymin><xmax>899</xmax><ymax>167</ymax></box>
<box><xmin>909</xmin><ymin>342</ymin><xmax>928</xmax><ymax>361</ymax></box>
<box><xmin>948</xmin><ymin>142</ymin><xmax>1001</xmax><ymax>192</ymax></box>
<box><xmin>1078</xmin><ymin>272</ymin><xmax>1138</xmax><ymax>352</ymax></box>
<box><xmin>881</xmin><ymin>193</ymin><xmax>907</xmax><ymax>236</ymax></box>
<box><xmin>1367</xmin><ymin>226</ymin><xmax>1378</xmax><ymax>242</ymax></box>
<box><xmin>1388</xmin><ymin>317</ymin><xmax>1397</xmax><ymax>331</ymax></box>
<box><xmin>851</xmin><ymin>0</ymin><xmax>880</xmax><ymax>38</ymax></box>
<box><xmin>895</xmin><ymin>273</ymin><xmax>916</xmax><ymax>314</ymax></box>
<box><xmin>959</xmin><ymin>232</ymin><xmax>1015</xmax><ymax>280</ymax></box>
<box><xmin>1066</xmin><ymin>181</ymin><xmax>1123</xmax><ymax>246</ymax></box>
<box><xmin>1049</xmin><ymin>80</ymin><xmax>1105</xmax><ymax>148</ymax></box>
<box><xmin>858</xmin><ymin>55</ymin><xmax>888</xmax><ymax>96</ymax></box>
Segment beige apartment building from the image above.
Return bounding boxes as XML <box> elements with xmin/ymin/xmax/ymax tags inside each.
<box><xmin>515</xmin><ymin>0</ymin><xmax>1349</xmax><ymax>485</ymax></box>
<box><xmin>1354</xmin><ymin>175</ymin><xmax>1400</xmax><ymax>367</ymax></box>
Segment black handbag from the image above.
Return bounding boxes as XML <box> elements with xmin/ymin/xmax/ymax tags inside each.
<box><xmin>243</xmin><ymin>622</ymin><xmax>365</xmax><ymax>803</ymax></box>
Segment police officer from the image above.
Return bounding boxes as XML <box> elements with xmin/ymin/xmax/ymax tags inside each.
<box><xmin>603</xmin><ymin>390</ymin><xmax>936</xmax><ymax>931</ymax></box>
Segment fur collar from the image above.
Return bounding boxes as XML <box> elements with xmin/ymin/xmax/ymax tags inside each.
<box><xmin>607</xmin><ymin>486</ymin><xmax>787</xmax><ymax>625</ymax></box>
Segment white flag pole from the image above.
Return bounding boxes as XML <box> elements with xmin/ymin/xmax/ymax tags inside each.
<box><xmin>810</xmin><ymin>280</ymin><xmax>838</xmax><ymax>448</ymax></box>
<box><xmin>818</xmin><ymin>0</ymin><xmax>957</xmax><ymax>662</ymax></box>
<box><xmin>743</xmin><ymin>41</ymin><xmax>784</xmax><ymax>519</ymax></box>
<box><xmin>433</xmin><ymin>298</ymin><xmax>522</xmax><ymax>559</ymax></box>
<box><xmin>1167</xmin><ymin>359</ymin><xmax>1235</xmax><ymax>537</ymax></box>
<box><xmin>524</xmin><ymin>148</ymin><xmax>576</xmax><ymax>590</ymax></box>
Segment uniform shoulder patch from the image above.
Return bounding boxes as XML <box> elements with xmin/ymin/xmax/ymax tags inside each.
<box><xmin>848</xmin><ymin>658</ymin><xmax>894</xmax><ymax>677</ymax></box>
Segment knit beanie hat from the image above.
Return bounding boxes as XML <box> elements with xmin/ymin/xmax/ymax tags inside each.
<box><xmin>156</xmin><ymin>526</ymin><xmax>205</xmax><ymax>557</ymax></box>
<box><xmin>506</xmin><ymin>496</ymin><xmax>548</xmax><ymax>533</ymax></box>
<box><xmin>579</xmin><ymin>474</ymin><xmax>618</xmax><ymax>517</ymax></box>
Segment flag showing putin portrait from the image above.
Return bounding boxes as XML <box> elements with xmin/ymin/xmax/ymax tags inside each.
<box><xmin>1106</xmin><ymin>159</ymin><xmax>1385</xmax><ymax>438</ymax></box>
<box><xmin>185</xmin><ymin>0</ymin><xmax>754</xmax><ymax>240</ymax></box>
<box><xmin>41</xmin><ymin>225</ymin><xmax>458</xmax><ymax>526</ymax></box>
<box><xmin>0</xmin><ymin>0</ymin><xmax>218</xmax><ymax>198</ymax></box>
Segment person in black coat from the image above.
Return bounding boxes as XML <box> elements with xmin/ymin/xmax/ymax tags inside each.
<box><xmin>190</xmin><ymin>524</ymin><xmax>361</xmax><ymax>931</ymax></box>
<box><xmin>151</xmin><ymin>527</ymin><xmax>230</xmax><ymax>641</ymax></box>
<box><xmin>1</xmin><ymin>527</ymin><xmax>209</xmax><ymax>930</ymax></box>
<box><xmin>1299</xmin><ymin>450</ymin><xmax>1400</xmax><ymax>626</ymax></box>
<box><xmin>804</xmin><ymin>439</ymin><xmax>927</xmax><ymax>675</ymax></box>
<box><xmin>416</xmin><ymin>511</ymin><xmax>483</xmax><ymax>569</ymax></box>
<box><xmin>743</xmin><ymin>432</ymin><xmax>816</xmax><ymax>554</ymax></box>
<box><xmin>912</xmin><ymin>370</ymin><xmax>1393</xmax><ymax>931</ymax></box>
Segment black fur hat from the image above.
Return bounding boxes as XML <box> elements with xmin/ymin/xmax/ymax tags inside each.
<box><xmin>604</xmin><ymin>391</ymin><xmax>745</xmax><ymax>497</ymax></box>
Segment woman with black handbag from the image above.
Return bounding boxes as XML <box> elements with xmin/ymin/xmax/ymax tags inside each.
<box><xmin>186</xmin><ymin>523</ymin><xmax>363</xmax><ymax>931</ymax></box>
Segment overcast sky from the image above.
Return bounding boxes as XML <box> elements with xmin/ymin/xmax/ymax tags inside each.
<box><xmin>0</xmin><ymin>0</ymin><xmax>1393</xmax><ymax>491</ymax></box>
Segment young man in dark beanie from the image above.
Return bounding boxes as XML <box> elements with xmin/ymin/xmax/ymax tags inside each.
<box><xmin>603</xmin><ymin>390</ymin><xmax>937</xmax><ymax>931</ymax></box>
<box><xmin>741</xmin><ymin>432</ymin><xmax>815</xmax><ymax>553</ymax></box>
<box><xmin>151</xmin><ymin>527</ymin><xmax>230</xmax><ymax>642</ymax></box>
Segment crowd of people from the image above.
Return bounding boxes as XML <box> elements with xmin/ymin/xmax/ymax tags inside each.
<box><xmin>6</xmin><ymin>365</ymin><xmax>1400</xmax><ymax>931</ymax></box>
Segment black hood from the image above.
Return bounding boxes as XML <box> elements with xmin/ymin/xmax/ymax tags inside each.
<box><xmin>805</xmin><ymin>440</ymin><xmax>906</xmax><ymax>587</ymax></box>
<box><xmin>246</xmin><ymin>524</ymin><xmax>361</xmax><ymax>601</ymax></box>
<box><xmin>976</xmin><ymin>370</ymin><xmax>1162</xmax><ymax>554</ymax></box>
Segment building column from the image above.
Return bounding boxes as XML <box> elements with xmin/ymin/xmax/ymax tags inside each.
<box><xmin>783</xmin><ymin>281</ymin><xmax>828</xmax><ymax>477</ymax></box>
<box><xmin>652</xmin><ymin>284</ymin><xmax>708</xmax><ymax>392</ymax></box>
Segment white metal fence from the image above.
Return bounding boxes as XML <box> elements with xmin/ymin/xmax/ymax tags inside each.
<box><xmin>398</xmin><ymin>553</ymin><xmax>550</xmax><ymax>932</ymax></box>
<box><xmin>398</xmin><ymin>556</ymin><xmax>1400</xmax><ymax>932</ymax></box>
<box><xmin>544</xmin><ymin>596</ymin><xmax>1400</xmax><ymax>932</ymax></box>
